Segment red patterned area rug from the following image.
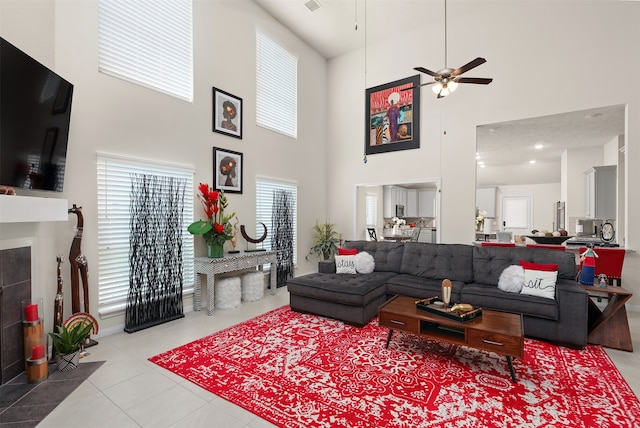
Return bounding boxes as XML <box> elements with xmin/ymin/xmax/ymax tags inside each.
<box><xmin>150</xmin><ymin>306</ymin><xmax>640</xmax><ymax>428</ymax></box>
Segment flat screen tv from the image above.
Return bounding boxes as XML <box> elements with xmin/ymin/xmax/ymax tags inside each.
<box><xmin>1</xmin><ymin>37</ymin><xmax>73</xmax><ymax>192</ymax></box>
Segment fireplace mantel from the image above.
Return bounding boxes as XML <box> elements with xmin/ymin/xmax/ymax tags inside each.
<box><xmin>0</xmin><ymin>195</ymin><xmax>68</xmax><ymax>223</ymax></box>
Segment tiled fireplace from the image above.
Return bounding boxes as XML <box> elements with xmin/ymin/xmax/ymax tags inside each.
<box><xmin>0</xmin><ymin>246</ymin><xmax>31</xmax><ymax>384</ymax></box>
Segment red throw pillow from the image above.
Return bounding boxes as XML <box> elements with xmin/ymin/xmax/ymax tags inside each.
<box><xmin>338</xmin><ymin>247</ymin><xmax>358</xmax><ymax>256</ymax></box>
<box><xmin>520</xmin><ymin>260</ymin><xmax>558</xmax><ymax>272</ymax></box>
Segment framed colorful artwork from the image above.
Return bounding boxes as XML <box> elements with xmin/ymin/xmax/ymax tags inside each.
<box><xmin>213</xmin><ymin>147</ymin><xmax>243</xmax><ymax>194</ymax></box>
<box><xmin>365</xmin><ymin>75</ymin><xmax>420</xmax><ymax>155</ymax></box>
<box><xmin>213</xmin><ymin>87</ymin><xmax>242</xmax><ymax>139</ymax></box>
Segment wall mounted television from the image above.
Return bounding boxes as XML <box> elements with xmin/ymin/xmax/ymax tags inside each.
<box><xmin>1</xmin><ymin>37</ymin><xmax>74</xmax><ymax>192</ymax></box>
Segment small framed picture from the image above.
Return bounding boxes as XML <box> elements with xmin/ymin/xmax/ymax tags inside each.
<box><xmin>213</xmin><ymin>147</ymin><xmax>243</xmax><ymax>193</ymax></box>
<box><xmin>212</xmin><ymin>87</ymin><xmax>242</xmax><ymax>139</ymax></box>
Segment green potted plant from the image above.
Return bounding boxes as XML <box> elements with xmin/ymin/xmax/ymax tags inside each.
<box><xmin>49</xmin><ymin>318</ymin><xmax>94</xmax><ymax>372</ymax></box>
<box><xmin>307</xmin><ymin>221</ymin><xmax>340</xmax><ymax>261</ymax></box>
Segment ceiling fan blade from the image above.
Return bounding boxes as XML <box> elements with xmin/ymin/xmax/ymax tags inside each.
<box><xmin>451</xmin><ymin>57</ymin><xmax>487</xmax><ymax>77</ymax></box>
<box><xmin>414</xmin><ymin>66</ymin><xmax>439</xmax><ymax>77</ymax></box>
<box><xmin>455</xmin><ymin>77</ymin><xmax>493</xmax><ymax>85</ymax></box>
<box><xmin>400</xmin><ymin>81</ymin><xmax>437</xmax><ymax>92</ymax></box>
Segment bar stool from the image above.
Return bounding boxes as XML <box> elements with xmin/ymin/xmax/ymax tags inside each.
<box><xmin>579</xmin><ymin>247</ymin><xmax>625</xmax><ymax>286</ymax></box>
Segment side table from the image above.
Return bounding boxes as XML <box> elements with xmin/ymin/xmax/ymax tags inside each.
<box><xmin>581</xmin><ymin>284</ymin><xmax>633</xmax><ymax>352</ymax></box>
<box><xmin>194</xmin><ymin>251</ymin><xmax>277</xmax><ymax>315</ymax></box>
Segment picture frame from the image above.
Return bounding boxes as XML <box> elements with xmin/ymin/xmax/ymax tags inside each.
<box><xmin>213</xmin><ymin>147</ymin><xmax>243</xmax><ymax>194</ymax></box>
<box><xmin>365</xmin><ymin>75</ymin><xmax>420</xmax><ymax>155</ymax></box>
<box><xmin>212</xmin><ymin>87</ymin><xmax>242</xmax><ymax>139</ymax></box>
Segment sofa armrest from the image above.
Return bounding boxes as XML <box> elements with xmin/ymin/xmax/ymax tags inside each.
<box><xmin>318</xmin><ymin>259</ymin><xmax>336</xmax><ymax>274</ymax></box>
<box><xmin>554</xmin><ymin>279</ymin><xmax>589</xmax><ymax>343</ymax></box>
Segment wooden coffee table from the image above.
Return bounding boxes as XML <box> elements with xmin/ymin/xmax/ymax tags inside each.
<box><xmin>379</xmin><ymin>295</ymin><xmax>524</xmax><ymax>383</ymax></box>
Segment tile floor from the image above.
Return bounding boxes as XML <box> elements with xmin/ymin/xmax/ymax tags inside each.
<box><xmin>30</xmin><ymin>288</ymin><xmax>640</xmax><ymax>427</ymax></box>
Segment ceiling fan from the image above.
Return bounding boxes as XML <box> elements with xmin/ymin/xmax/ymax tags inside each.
<box><xmin>412</xmin><ymin>0</ymin><xmax>493</xmax><ymax>98</ymax></box>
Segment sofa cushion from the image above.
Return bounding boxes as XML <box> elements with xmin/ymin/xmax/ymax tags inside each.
<box><xmin>335</xmin><ymin>255</ymin><xmax>357</xmax><ymax>274</ymax></box>
<box><xmin>498</xmin><ymin>265</ymin><xmax>525</xmax><ymax>293</ymax></box>
<box><xmin>342</xmin><ymin>240</ymin><xmax>405</xmax><ymax>272</ymax></box>
<box><xmin>286</xmin><ymin>271</ymin><xmax>394</xmax><ymax>306</ymax></box>
<box><xmin>385</xmin><ymin>274</ymin><xmax>464</xmax><ymax>302</ymax></box>
<box><xmin>399</xmin><ymin>243</ymin><xmax>474</xmax><ymax>283</ymax></box>
<box><xmin>473</xmin><ymin>246</ymin><xmax>577</xmax><ymax>286</ymax></box>
<box><xmin>354</xmin><ymin>251</ymin><xmax>375</xmax><ymax>274</ymax></box>
<box><xmin>520</xmin><ymin>265</ymin><xmax>558</xmax><ymax>299</ymax></box>
<box><xmin>460</xmin><ymin>283</ymin><xmax>559</xmax><ymax>320</ymax></box>
<box><xmin>338</xmin><ymin>247</ymin><xmax>358</xmax><ymax>256</ymax></box>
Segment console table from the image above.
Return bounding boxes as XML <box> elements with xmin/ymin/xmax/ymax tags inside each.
<box><xmin>194</xmin><ymin>251</ymin><xmax>277</xmax><ymax>315</ymax></box>
<box><xmin>581</xmin><ymin>284</ymin><xmax>633</xmax><ymax>352</ymax></box>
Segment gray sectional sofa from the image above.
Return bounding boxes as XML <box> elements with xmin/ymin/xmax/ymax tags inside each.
<box><xmin>287</xmin><ymin>240</ymin><xmax>589</xmax><ymax>348</ymax></box>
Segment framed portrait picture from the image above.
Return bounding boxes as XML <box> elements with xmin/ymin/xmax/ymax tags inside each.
<box><xmin>213</xmin><ymin>87</ymin><xmax>242</xmax><ymax>139</ymax></box>
<box><xmin>365</xmin><ymin>75</ymin><xmax>420</xmax><ymax>155</ymax></box>
<box><xmin>213</xmin><ymin>147</ymin><xmax>243</xmax><ymax>194</ymax></box>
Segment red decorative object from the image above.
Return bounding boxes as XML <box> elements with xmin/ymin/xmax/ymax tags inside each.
<box><xmin>150</xmin><ymin>306</ymin><xmax>640</xmax><ymax>428</ymax></box>
<box><xmin>31</xmin><ymin>345</ymin><xmax>45</xmax><ymax>360</ymax></box>
<box><xmin>337</xmin><ymin>247</ymin><xmax>358</xmax><ymax>256</ymax></box>
<box><xmin>24</xmin><ymin>304</ymin><xmax>38</xmax><ymax>322</ymax></box>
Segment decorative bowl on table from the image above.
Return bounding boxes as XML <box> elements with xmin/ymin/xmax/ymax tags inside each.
<box><xmin>526</xmin><ymin>235</ymin><xmax>573</xmax><ymax>245</ymax></box>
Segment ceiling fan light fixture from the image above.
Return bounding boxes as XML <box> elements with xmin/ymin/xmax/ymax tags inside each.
<box><xmin>432</xmin><ymin>83</ymin><xmax>442</xmax><ymax>95</ymax></box>
<box><xmin>448</xmin><ymin>80</ymin><xmax>459</xmax><ymax>93</ymax></box>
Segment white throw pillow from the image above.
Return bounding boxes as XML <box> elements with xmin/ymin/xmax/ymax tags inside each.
<box><xmin>335</xmin><ymin>255</ymin><xmax>357</xmax><ymax>274</ymax></box>
<box><xmin>520</xmin><ymin>269</ymin><xmax>558</xmax><ymax>299</ymax></box>
<box><xmin>498</xmin><ymin>265</ymin><xmax>525</xmax><ymax>293</ymax></box>
<box><xmin>353</xmin><ymin>251</ymin><xmax>375</xmax><ymax>274</ymax></box>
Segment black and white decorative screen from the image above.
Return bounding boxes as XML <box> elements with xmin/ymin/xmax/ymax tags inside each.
<box><xmin>125</xmin><ymin>173</ymin><xmax>187</xmax><ymax>333</ymax></box>
<box><xmin>272</xmin><ymin>189</ymin><xmax>294</xmax><ymax>286</ymax></box>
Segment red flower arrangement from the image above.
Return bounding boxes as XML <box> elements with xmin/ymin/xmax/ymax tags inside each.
<box><xmin>187</xmin><ymin>183</ymin><xmax>236</xmax><ymax>246</ymax></box>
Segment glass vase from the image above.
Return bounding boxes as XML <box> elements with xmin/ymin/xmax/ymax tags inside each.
<box><xmin>207</xmin><ymin>242</ymin><xmax>224</xmax><ymax>258</ymax></box>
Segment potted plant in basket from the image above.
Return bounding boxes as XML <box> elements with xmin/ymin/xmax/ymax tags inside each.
<box><xmin>307</xmin><ymin>221</ymin><xmax>340</xmax><ymax>261</ymax></box>
<box><xmin>49</xmin><ymin>318</ymin><xmax>94</xmax><ymax>372</ymax></box>
<box><xmin>188</xmin><ymin>183</ymin><xmax>236</xmax><ymax>258</ymax></box>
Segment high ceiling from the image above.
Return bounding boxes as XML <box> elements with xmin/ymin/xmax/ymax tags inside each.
<box><xmin>252</xmin><ymin>0</ymin><xmax>439</xmax><ymax>60</ymax></box>
<box><xmin>252</xmin><ymin>0</ymin><xmax>627</xmax><ymax>186</ymax></box>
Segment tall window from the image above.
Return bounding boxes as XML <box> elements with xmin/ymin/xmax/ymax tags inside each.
<box><xmin>256</xmin><ymin>177</ymin><xmax>297</xmax><ymax>264</ymax></box>
<box><xmin>96</xmin><ymin>154</ymin><xmax>194</xmax><ymax>317</ymax></box>
<box><xmin>98</xmin><ymin>0</ymin><xmax>193</xmax><ymax>101</ymax></box>
<box><xmin>256</xmin><ymin>29</ymin><xmax>298</xmax><ymax>138</ymax></box>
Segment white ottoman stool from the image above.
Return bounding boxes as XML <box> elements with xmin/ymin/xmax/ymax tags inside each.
<box><xmin>241</xmin><ymin>271</ymin><xmax>264</xmax><ymax>302</ymax></box>
<box><xmin>215</xmin><ymin>276</ymin><xmax>241</xmax><ymax>309</ymax></box>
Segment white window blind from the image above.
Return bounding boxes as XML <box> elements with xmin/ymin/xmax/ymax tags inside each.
<box><xmin>256</xmin><ymin>29</ymin><xmax>298</xmax><ymax>138</ymax></box>
<box><xmin>96</xmin><ymin>154</ymin><xmax>194</xmax><ymax>317</ymax></box>
<box><xmin>366</xmin><ymin>193</ymin><xmax>377</xmax><ymax>227</ymax></box>
<box><xmin>98</xmin><ymin>0</ymin><xmax>193</xmax><ymax>102</ymax></box>
<box><xmin>256</xmin><ymin>177</ymin><xmax>297</xmax><ymax>264</ymax></box>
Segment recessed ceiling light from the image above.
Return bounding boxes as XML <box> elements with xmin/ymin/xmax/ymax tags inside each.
<box><xmin>479</xmin><ymin>164</ymin><xmax>486</xmax><ymax>168</ymax></box>
<box><xmin>534</xmin><ymin>143</ymin><xmax>544</xmax><ymax>150</ymax></box>
<box><xmin>529</xmin><ymin>160</ymin><xmax>536</xmax><ymax>164</ymax></box>
<box><xmin>476</xmin><ymin>154</ymin><xmax>481</xmax><ymax>160</ymax></box>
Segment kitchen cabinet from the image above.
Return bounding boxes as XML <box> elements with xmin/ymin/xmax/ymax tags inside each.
<box><xmin>383</xmin><ymin>186</ymin><xmax>408</xmax><ymax>217</ymax></box>
<box><xmin>584</xmin><ymin>165</ymin><xmax>616</xmax><ymax>220</ymax></box>
<box><xmin>418</xmin><ymin>189</ymin><xmax>436</xmax><ymax>217</ymax></box>
<box><xmin>407</xmin><ymin>190</ymin><xmax>418</xmax><ymax>217</ymax></box>
<box><xmin>476</xmin><ymin>187</ymin><xmax>497</xmax><ymax>218</ymax></box>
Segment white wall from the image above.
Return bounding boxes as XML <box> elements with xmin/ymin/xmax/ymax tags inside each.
<box><xmin>326</xmin><ymin>1</ymin><xmax>640</xmax><ymax>306</ymax></box>
<box><xmin>0</xmin><ymin>0</ymin><xmax>328</xmax><ymax>334</ymax></box>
